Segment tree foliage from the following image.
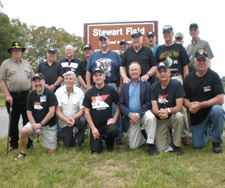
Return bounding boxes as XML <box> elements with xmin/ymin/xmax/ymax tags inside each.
<box><xmin>11</xmin><ymin>19</ymin><xmax>84</xmax><ymax>70</ymax></box>
<box><xmin>0</xmin><ymin>13</ymin><xmax>25</xmax><ymax>64</ymax></box>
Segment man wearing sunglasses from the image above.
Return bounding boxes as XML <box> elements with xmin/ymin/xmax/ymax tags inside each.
<box><xmin>151</xmin><ymin>60</ymin><xmax>185</xmax><ymax>155</ymax></box>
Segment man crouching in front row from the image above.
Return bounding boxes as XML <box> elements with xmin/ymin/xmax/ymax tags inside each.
<box><xmin>14</xmin><ymin>73</ymin><xmax>58</xmax><ymax>160</ymax></box>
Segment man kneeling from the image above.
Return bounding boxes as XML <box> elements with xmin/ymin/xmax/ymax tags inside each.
<box><xmin>14</xmin><ymin>73</ymin><xmax>58</xmax><ymax>160</ymax></box>
<box><xmin>119</xmin><ymin>62</ymin><xmax>157</xmax><ymax>155</ymax></box>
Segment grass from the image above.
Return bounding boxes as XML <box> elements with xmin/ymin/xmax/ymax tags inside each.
<box><xmin>0</xmin><ymin>93</ymin><xmax>6</xmax><ymax>107</ymax></box>
<box><xmin>0</xmin><ymin>134</ymin><xmax>225</xmax><ymax>188</ymax></box>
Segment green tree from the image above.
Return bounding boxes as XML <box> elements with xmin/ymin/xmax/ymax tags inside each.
<box><xmin>0</xmin><ymin>13</ymin><xmax>25</xmax><ymax>64</ymax></box>
<box><xmin>12</xmin><ymin>19</ymin><xmax>84</xmax><ymax>70</ymax></box>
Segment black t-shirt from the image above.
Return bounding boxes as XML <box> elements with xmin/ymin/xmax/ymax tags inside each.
<box><xmin>121</xmin><ymin>45</ymin><xmax>157</xmax><ymax>82</ymax></box>
<box><xmin>27</xmin><ymin>88</ymin><xmax>58</xmax><ymax>127</ymax></box>
<box><xmin>151</xmin><ymin>79</ymin><xmax>185</xmax><ymax>119</ymax></box>
<box><xmin>76</xmin><ymin>59</ymin><xmax>87</xmax><ymax>83</ymax></box>
<box><xmin>184</xmin><ymin>69</ymin><xmax>224</xmax><ymax>125</ymax></box>
<box><xmin>155</xmin><ymin>43</ymin><xmax>189</xmax><ymax>75</ymax></box>
<box><xmin>83</xmin><ymin>85</ymin><xmax>119</xmax><ymax>128</ymax></box>
<box><xmin>36</xmin><ymin>61</ymin><xmax>64</xmax><ymax>91</ymax></box>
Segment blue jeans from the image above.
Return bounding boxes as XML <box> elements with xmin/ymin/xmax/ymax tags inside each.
<box><xmin>107</xmin><ymin>82</ymin><xmax>123</xmax><ymax>140</ymax></box>
<box><xmin>191</xmin><ymin>105</ymin><xmax>225</xmax><ymax>149</ymax></box>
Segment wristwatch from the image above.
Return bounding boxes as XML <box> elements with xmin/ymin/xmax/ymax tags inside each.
<box><xmin>167</xmin><ymin>108</ymin><xmax>171</xmax><ymax>114</ymax></box>
<box><xmin>54</xmin><ymin>83</ymin><xmax>57</xmax><ymax>87</ymax></box>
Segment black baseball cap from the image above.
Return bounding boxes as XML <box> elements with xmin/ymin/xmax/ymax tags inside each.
<box><xmin>131</xmin><ymin>31</ymin><xmax>142</xmax><ymax>38</ymax></box>
<box><xmin>195</xmin><ymin>48</ymin><xmax>208</xmax><ymax>60</ymax></box>
<box><xmin>119</xmin><ymin>40</ymin><xmax>128</xmax><ymax>45</ymax></box>
<box><xmin>84</xmin><ymin>44</ymin><xmax>92</xmax><ymax>50</ymax></box>
<box><xmin>93</xmin><ymin>68</ymin><xmax>104</xmax><ymax>75</ymax></box>
<box><xmin>189</xmin><ymin>23</ymin><xmax>199</xmax><ymax>29</ymax></box>
<box><xmin>47</xmin><ymin>48</ymin><xmax>56</xmax><ymax>54</ymax></box>
<box><xmin>99</xmin><ymin>34</ymin><xmax>109</xmax><ymax>40</ymax></box>
<box><xmin>32</xmin><ymin>73</ymin><xmax>45</xmax><ymax>81</ymax></box>
<box><xmin>163</xmin><ymin>25</ymin><xmax>173</xmax><ymax>33</ymax></box>
<box><xmin>146</xmin><ymin>31</ymin><xmax>155</xmax><ymax>37</ymax></box>
<box><xmin>157</xmin><ymin>61</ymin><xmax>169</xmax><ymax>70</ymax></box>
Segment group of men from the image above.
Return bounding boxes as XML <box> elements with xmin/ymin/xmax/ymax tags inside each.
<box><xmin>0</xmin><ymin>22</ymin><xmax>224</xmax><ymax>160</ymax></box>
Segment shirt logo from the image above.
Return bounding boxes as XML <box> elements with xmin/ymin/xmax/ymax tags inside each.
<box><xmin>95</xmin><ymin>58</ymin><xmax>112</xmax><ymax>77</ymax></box>
<box><xmin>158</xmin><ymin>94</ymin><xmax>169</xmax><ymax>104</ymax></box>
<box><xmin>203</xmin><ymin>86</ymin><xmax>211</xmax><ymax>92</ymax></box>
<box><xmin>91</xmin><ymin>95</ymin><xmax>109</xmax><ymax>110</ymax></box>
<box><xmin>34</xmin><ymin>102</ymin><xmax>43</xmax><ymax>110</ymax></box>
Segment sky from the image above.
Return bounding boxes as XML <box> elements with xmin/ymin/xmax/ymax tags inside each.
<box><xmin>1</xmin><ymin>0</ymin><xmax>225</xmax><ymax>77</ymax></box>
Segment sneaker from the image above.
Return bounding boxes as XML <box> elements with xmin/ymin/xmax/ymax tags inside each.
<box><xmin>164</xmin><ymin>145</ymin><xmax>174</xmax><ymax>153</ymax></box>
<box><xmin>116</xmin><ymin>139</ymin><xmax>123</xmax><ymax>145</ymax></box>
<box><xmin>212</xmin><ymin>142</ymin><xmax>222</xmax><ymax>154</ymax></box>
<box><xmin>173</xmin><ymin>145</ymin><xmax>184</xmax><ymax>155</ymax></box>
<box><xmin>148</xmin><ymin>144</ymin><xmax>158</xmax><ymax>155</ymax></box>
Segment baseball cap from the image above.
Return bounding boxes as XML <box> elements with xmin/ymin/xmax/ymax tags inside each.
<box><xmin>195</xmin><ymin>48</ymin><xmax>208</xmax><ymax>60</ymax></box>
<box><xmin>93</xmin><ymin>67</ymin><xmax>104</xmax><ymax>75</ymax></box>
<box><xmin>32</xmin><ymin>73</ymin><xmax>45</xmax><ymax>81</ymax></box>
<box><xmin>175</xmin><ymin>32</ymin><xmax>183</xmax><ymax>40</ymax></box>
<box><xmin>119</xmin><ymin>40</ymin><xmax>128</xmax><ymax>45</ymax></box>
<box><xmin>189</xmin><ymin>23</ymin><xmax>199</xmax><ymax>29</ymax></box>
<box><xmin>131</xmin><ymin>31</ymin><xmax>142</xmax><ymax>38</ymax></box>
<box><xmin>99</xmin><ymin>34</ymin><xmax>109</xmax><ymax>40</ymax></box>
<box><xmin>146</xmin><ymin>31</ymin><xmax>155</xmax><ymax>37</ymax></box>
<box><xmin>157</xmin><ymin>61</ymin><xmax>169</xmax><ymax>70</ymax></box>
<box><xmin>47</xmin><ymin>48</ymin><xmax>56</xmax><ymax>54</ymax></box>
<box><xmin>163</xmin><ymin>25</ymin><xmax>173</xmax><ymax>33</ymax></box>
<box><xmin>83</xmin><ymin>44</ymin><xmax>92</xmax><ymax>50</ymax></box>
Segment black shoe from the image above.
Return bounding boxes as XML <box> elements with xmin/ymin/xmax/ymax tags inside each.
<box><xmin>106</xmin><ymin>145</ymin><xmax>114</xmax><ymax>152</ymax></box>
<box><xmin>212</xmin><ymin>142</ymin><xmax>222</xmax><ymax>154</ymax></box>
<box><xmin>116</xmin><ymin>139</ymin><xmax>123</xmax><ymax>145</ymax></box>
<box><xmin>173</xmin><ymin>145</ymin><xmax>184</xmax><ymax>155</ymax></box>
<box><xmin>148</xmin><ymin>144</ymin><xmax>158</xmax><ymax>155</ymax></box>
<box><xmin>27</xmin><ymin>144</ymin><xmax>34</xmax><ymax>149</ymax></box>
<box><xmin>8</xmin><ymin>145</ymin><xmax>18</xmax><ymax>152</ymax></box>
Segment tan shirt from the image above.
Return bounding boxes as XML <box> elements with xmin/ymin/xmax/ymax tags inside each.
<box><xmin>0</xmin><ymin>58</ymin><xmax>34</xmax><ymax>92</ymax></box>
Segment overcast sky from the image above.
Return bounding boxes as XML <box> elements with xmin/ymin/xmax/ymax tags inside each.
<box><xmin>2</xmin><ymin>0</ymin><xmax>224</xmax><ymax>77</ymax></box>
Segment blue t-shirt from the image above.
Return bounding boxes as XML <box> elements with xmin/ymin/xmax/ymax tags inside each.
<box><xmin>86</xmin><ymin>50</ymin><xmax>121</xmax><ymax>82</ymax></box>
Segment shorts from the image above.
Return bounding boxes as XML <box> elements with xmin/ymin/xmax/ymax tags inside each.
<box><xmin>25</xmin><ymin>122</ymin><xmax>57</xmax><ymax>150</ymax></box>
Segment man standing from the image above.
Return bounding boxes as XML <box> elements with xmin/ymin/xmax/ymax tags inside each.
<box><xmin>155</xmin><ymin>25</ymin><xmax>189</xmax><ymax>82</ymax></box>
<box><xmin>120</xmin><ymin>31</ymin><xmax>157</xmax><ymax>84</ymax></box>
<box><xmin>14</xmin><ymin>73</ymin><xmax>58</xmax><ymax>160</ymax></box>
<box><xmin>174</xmin><ymin>32</ymin><xmax>184</xmax><ymax>45</ymax></box>
<box><xmin>60</xmin><ymin>45</ymin><xmax>81</xmax><ymax>87</ymax></box>
<box><xmin>0</xmin><ymin>41</ymin><xmax>34</xmax><ymax>151</ymax></box>
<box><xmin>151</xmin><ymin>61</ymin><xmax>185</xmax><ymax>155</ymax></box>
<box><xmin>56</xmin><ymin>71</ymin><xmax>86</xmax><ymax>151</ymax></box>
<box><xmin>186</xmin><ymin>23</ymin><xmax>214</xmax><ymax>72</ymax></box>
<box><xmin>119</xmin><ymin>39</ymin><xmax>129</xmax><ymax>58</ymax></box>
<box><xmin>184</xmin><ymin>49</ymin><xmax>224</xmax><ymax>153</ymax></box>
<box><xmin>36</xmin><ymin>49</ymin><xmax>64</xmax><ymax>92</ymax></box>
<box><xmin>146</xmin><ymin>31</ymin><xmax>159</xmax><ymax>56</ymax></box>
<box><xmin>83</xmin><ymin>68</ymin><xmax>119</xmax><ymax>153</ymax></box>
<box><xmin>119</xmin><ymin>62</ymin><xmax>157</xmax><ymax>154</ymax></box>
<box><xmin>77</xmin><ymin>44</ymin><xmax>93</xmax><ymax>92</ymax></box>
<box><xmin>86</xmin><ymin>34</ymin><xmax>123</xmax><ymax>145</ymax></box>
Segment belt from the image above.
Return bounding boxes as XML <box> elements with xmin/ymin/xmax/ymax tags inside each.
<box><xmin>171</xmin><ymin>73</ymin><xmax>182</xmax><ymax>77</ymax></box>
<box><xmin>10</xmin><ymin>90</ymin><xmax>29</xmax><ymax>95</ymax></box>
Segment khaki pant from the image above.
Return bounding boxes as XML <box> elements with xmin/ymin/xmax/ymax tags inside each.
<box><xmin>155</xmin><ymin>112</ymin><xmax>184</xmax><ymax>151</ymax></box>
<box><xmin>127</xmin><ymin>110</ymin><xmax>157</xmax><ymax>149</ymax></box>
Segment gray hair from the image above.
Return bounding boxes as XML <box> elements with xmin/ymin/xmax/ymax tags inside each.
<box><xmin>63</xmin><ymin>71</ymin><xmax>75</xmax><ymax>79</ymax></box>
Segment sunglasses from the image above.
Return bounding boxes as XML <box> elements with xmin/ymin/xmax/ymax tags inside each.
<box><xmin>158</xmin><ymin>69</ymin><xmax>168</xmax><ymax>74</ymax></box>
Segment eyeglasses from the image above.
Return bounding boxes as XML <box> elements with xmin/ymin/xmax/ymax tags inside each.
<box><xmin>158</xmin><ymin>69</ymin><xmax>168</xmax><ymax>74</ymax></box>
